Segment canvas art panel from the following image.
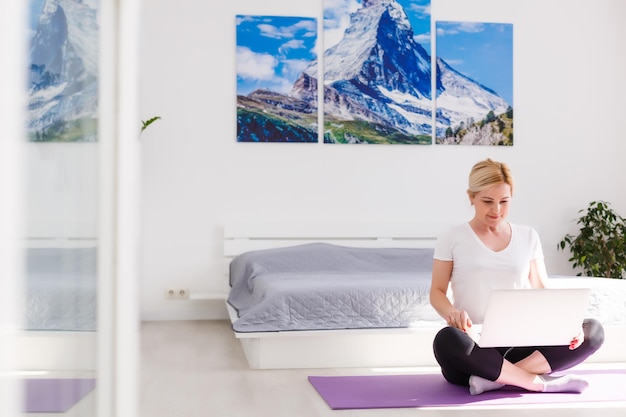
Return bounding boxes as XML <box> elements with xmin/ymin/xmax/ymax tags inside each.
<box><xmin>28</xmin><ymin>0</ymin><xmax>99</xmax><ymax>142</ymax></box>
<box><xmin>321</xmin><ymin>0</ymin><xmax>433</xmax><ymax>144</ymax></box>
<box><xmin>435</xmin><ymin>21</ymin><xmax>514</xmax><ymax>146</ymax></box>
<box><xmin>236</xmin><ymin>15</ymin><xmax>319</xmax><ymax>143</ymax></box>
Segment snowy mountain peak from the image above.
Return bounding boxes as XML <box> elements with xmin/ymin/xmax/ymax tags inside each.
<box><xmin>320</xmin><ymin>0</ymin><xmax>421</xmax><ymax>90</ymax></box>
<box><xmin>28</xmin><ymin>0</ymin><xmax>99</xmax><ymax>141</ymax></box>
<box><xmin>293</xmin><ymin>0</ymin><xmax>434</xmax><ymax>137</ymax></box>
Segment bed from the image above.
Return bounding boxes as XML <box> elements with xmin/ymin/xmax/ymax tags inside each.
<box><xmin>224</xmin><ymin>222</ymin><xmax>626</xmax><ymax>369</ymax></box>
<box><xmin>24</xmin><ymin>246</ymin><xmax>97</xmax><ymax>332</ymax></box>
<box><xmin>228</xmin><ymin>243</ymin><xmax>441</xmax><ymax>333</ymax></box>
<box><xmin>15</xmin><ymin>242</ymin><xmax>97</xmax><ymax>371</ymax></box>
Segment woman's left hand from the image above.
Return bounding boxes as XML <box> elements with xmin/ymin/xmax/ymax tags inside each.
<box><xmin>569</xmin><ymin>329</ymin><xmax>584</xmax><ymax>350</ymax></box>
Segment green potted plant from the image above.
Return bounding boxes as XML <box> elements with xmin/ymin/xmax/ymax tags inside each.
<box><xmin>558</xmin><ymin>200</ymin><xmax>626</xmax><ymax>279</ymax></box>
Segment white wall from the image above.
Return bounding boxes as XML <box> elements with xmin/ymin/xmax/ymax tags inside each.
<box><xmin>25</xmin><ymin>143</ymin><xmax>98</xmax><ymax>240</ymax></box>
<box><xmin>138</xmin><ymin>0</ymin><xmax>626</xmax><ymax>320</ymax></box>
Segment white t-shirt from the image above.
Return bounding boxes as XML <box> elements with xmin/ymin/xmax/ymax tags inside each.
<box><xmin>433</xmin><ymin>222</ymin><xmax>544</xmax><ymax>324</ymax></box>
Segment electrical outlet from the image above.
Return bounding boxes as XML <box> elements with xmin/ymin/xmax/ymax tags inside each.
<box><xmin>165</xmin><ymin>288</ymin><xmax>189</xmax><ymax>300</ymax></box>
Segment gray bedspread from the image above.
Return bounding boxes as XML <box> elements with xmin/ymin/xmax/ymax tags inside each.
<box><xmin>23</xmin><ymin>247</ymin><xmax>97</xmax><ymax>332</ymax></box>
<box><xmin>227</xmin><ymin>243</ymin><xmax>443</xmax><ymax>332</ymax></box>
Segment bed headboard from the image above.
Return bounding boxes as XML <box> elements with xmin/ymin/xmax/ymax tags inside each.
<box><xmin>223</xmin><ymin>222</ymin><xmax>443</xmax><ymax>257</ymax></box>
<box><xmin>197</xmin><ymin>222</ymin><xmax>443</xmax><ymax>300</ymax></box>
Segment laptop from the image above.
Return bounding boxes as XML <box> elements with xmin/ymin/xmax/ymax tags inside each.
<box><xmin>466</xmin><ymin>288</ymin><xmax>591</xmax><ymax>347</ymax></box>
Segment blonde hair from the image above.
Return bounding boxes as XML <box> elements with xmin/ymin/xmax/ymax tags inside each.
<box><xmin>468</xmin><ymin>158</ymin><xmax>514</xmax><ymax>197</ymax></box>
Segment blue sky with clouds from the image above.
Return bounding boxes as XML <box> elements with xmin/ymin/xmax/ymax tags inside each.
<box><xmin>436</xmin><ymin>21</ymin><xmax>514</xmax><ymax>105</ymax></box>
<box><xmin>236</xmin><ymin>15</ymin><xmax>317</xmax><ymax>96</ymax></box>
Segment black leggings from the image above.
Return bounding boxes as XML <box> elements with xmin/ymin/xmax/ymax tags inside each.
<box><xmin>432</xmin><ymin>318</ymin><xmax>605</xmax><ymax>386</ymax></box>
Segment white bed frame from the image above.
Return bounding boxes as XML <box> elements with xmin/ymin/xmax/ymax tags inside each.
<box><xmin>223</xmin><ymin>222</ymin><xmax>626</xmax><ymax>369</ymax></box>
<box><xmin>14</xmin><ymin>331</ymin><xmax>96</xmax><ymax>371</ymax></box>
<box><xmin>224</xmin><ymin>222</ymin><xmax>448</xmax><ymax>369</ymax></box>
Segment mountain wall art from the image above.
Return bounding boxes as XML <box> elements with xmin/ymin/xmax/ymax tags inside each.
<box><xmin>236</xmin><ymin>15</ymin><xmax>319</xmax><ymax>143</ymax></box>
<box><xmin>28</xmin><ymin>0</ymin><xmax>99</xmax><ymax>142</ymax></box>
<box><xmin>237</xmin><ymin>0</ymin><xmax>514</xmax><ymax>146</ymax></box>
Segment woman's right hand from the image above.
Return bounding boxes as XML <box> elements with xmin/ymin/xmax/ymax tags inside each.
<box><xmin>447</xmin><ymin>309</ymin><xmax>472</xmax><ymax>332</ymax></box>
<box><xmin>430</xmin><ymin>260</ymin><xmax>473</xmax><ymax>331</ymax></box>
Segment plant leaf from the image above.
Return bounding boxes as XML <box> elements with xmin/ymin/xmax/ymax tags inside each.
<box><xmin>140</xmin><ymin>116</ymin><xmax>162</xmax><ymax>135</ymax></box>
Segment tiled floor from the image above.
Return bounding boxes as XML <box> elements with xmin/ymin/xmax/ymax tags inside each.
<box><xmin>20</xmin><ymin>320</ymin><xmax>626</xmax><ymax>416</ymax></box>
<box><xmin>139</xmin><ymin>320</ymin><xmax>626</xmax><ymax>417</ymax></box>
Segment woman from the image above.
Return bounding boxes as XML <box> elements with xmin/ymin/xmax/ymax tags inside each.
<box><xmin>430</xmin><ymin>158</ymin><xmax>604</xmax><ymax>395</ymax></box>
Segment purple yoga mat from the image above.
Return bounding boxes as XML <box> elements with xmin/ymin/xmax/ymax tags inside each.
<box><xmin>309</xmin><ymin>370</ymin><xmax>626</xmax><ymax>410</ymax></box>
<box><xmin>23</xmin><ymin>378</ymin><xmax>96</xmax><ymax>413</ymax></box>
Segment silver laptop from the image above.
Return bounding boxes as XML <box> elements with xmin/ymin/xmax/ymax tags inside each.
<box><xmin>466</xmin><ymin>288</ymin><xmax>591</xmax><ymax>347</ymax></box>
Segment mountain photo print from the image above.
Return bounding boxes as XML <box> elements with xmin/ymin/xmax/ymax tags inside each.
<box><xmin>320</xmin><ymin>0</ymin><xmax>433</xmax><ymax>144</ymax></box>
<box><xmin>435</xmin><ymin>21</ymin><xmax>514</xmax><ymax>146</ymax></box>
<box><xmin>236</xmin><ymin>15</ymin><xmax>319</xmax><ymax>143</ymax></box>
<box><xmin>28</xmin><ymin>0</ymin><xmax>99</xmax><ymax>142</ymax></box>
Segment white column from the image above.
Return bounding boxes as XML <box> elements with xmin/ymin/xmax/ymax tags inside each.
<box><xmin>0</xmin><ymin>1</ymin><xmax>27</xmax><ymax>416</ymax></box>
<box><xmin>99</xmin><ymin>0</ymin><xmax>141</xmax><ymax>415</ymax></box>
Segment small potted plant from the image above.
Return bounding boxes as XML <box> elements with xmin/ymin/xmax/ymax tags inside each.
<box><xmin>558</xmin><ymin>200</ymin><xmax>626</xmax><ymax>279</ymax></box>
